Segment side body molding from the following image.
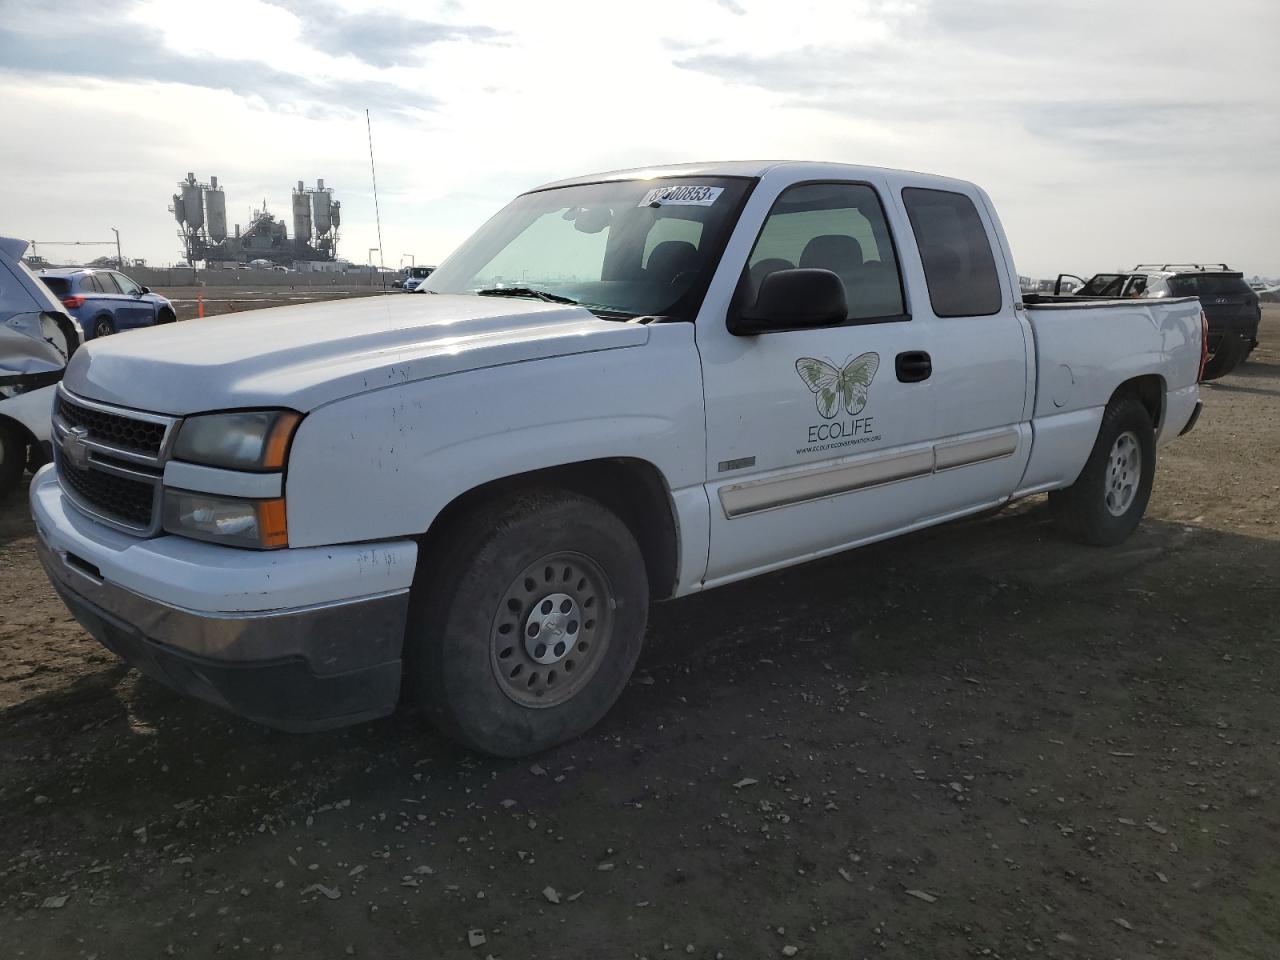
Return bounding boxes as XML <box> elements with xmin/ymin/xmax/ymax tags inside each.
<box><xmin>719</xmin><ymin>426</ymin><xmax>1020</xmax><ymax>518</ymax></box>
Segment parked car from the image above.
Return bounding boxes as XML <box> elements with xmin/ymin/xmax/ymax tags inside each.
<box><xmin>0</xmin><ymin>237</ymin><xmax>81</xmax><ymax>498</ymax></box>
<box><xmin>1057</xmin><ymin>264</ymin><xmax>1260</xmax><ymax>379</ymax></box>
<box><xmin>32</xmin><ymin>161</ymin><xmax>1204</xmax><ymax>756</ymax></box>
<box><xmin>36</xmin><ymin>268</ymin><xmax>176</xmax><ymax>340</ymax></box>
<box><xmin>398</xmin><ymin>266</ymin><xmax>436</xmax><ymax>292</ymax></box>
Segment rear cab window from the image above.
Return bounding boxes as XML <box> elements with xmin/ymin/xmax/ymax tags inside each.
<box><xmin>901</xmin><ymin>187</ymin><xmax>1002</xmax><ymax>317</ymax></box>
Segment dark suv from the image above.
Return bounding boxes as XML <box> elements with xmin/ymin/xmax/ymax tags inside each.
<box><xmin>1136</xmin><ymin>265</ymin><xmax>1261</xmax><ymax>378</ymax></box>
<box><xmin>1058</xmin><ymin>264</ymin><xmax>1261</xmax><ymax>379</ymax></box>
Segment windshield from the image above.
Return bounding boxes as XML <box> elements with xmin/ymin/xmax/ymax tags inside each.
<box><xmin>423</xmin><ymin>177</ymin><xmax>753</xmax><ymax>319</ymax></box>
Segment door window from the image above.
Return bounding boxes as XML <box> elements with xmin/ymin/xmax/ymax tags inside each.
<box><xmin>112</xmin><ymin>272</ymin><xmax>141</xmax><ymax>295</ymax></box>
<box><xmin>747</xmin><ymin>182</ymin><xmax>906</xmax><ymax>322</ymax></box>
<box><xmin>901</xmin><ymin>188</ymin><xmax>1002</xmax><ymax>317</ymax></box>
<box><xmin>94</xmin><ymin>272</ymin><xmax>121</xmax><ymax>294</ymax></box>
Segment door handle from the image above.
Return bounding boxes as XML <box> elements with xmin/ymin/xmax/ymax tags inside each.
<box><xmin>895</xmin><ymin>350</ymin><xmax>932</xmax><ymax>383</ymax></box>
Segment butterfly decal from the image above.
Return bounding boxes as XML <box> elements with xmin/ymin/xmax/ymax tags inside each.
<box><xmin>795</xmin><ymin>353</ymin><xmax>880</xmax><ymax>419</ymax></box>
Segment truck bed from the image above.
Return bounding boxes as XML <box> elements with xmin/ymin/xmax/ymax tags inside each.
<box><xmin>1022</xmin><ymin>294</ymin><xmax>1202</xmax><ymax>424</ymax></box>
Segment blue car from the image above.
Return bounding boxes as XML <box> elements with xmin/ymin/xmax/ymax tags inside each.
<box><xmin>36</xmin><ymin>268</ymin><xmax>176</xmax><ymax>340</ymax></box>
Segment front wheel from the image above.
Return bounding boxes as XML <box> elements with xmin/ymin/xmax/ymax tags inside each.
<box><xmin>407</xmin><ymin>489</ymin><xmax>649</xmax><ymax>757</ymax></box>
<box><xmin>1050</xmin><ymin>394</ymin><xmax>1156</xmax><ymax>546</ymax></box>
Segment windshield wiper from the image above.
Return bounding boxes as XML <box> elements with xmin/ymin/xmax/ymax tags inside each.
<box><xmin>474</xmin><ymin>287</ymin><xmax>579</xmax><ymax>305</ymax></box>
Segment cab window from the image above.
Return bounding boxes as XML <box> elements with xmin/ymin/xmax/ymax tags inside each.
<box><xmin>902</xmin><ymin>188</ymin><xmax>1002</xmax><ymax>317</ymax></box>
<box><xmin>746</xmin><ymin>182</ymin><xmax>906</xmax><ymax>322</ymax></box>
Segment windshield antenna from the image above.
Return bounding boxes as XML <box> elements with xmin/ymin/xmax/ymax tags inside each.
<box><xmin>366</xmin><ymin>108</ymin><xmax>387</xmax><ymax>296</ymax></box>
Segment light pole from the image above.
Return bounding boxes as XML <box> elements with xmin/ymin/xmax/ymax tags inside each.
<box><xmin>111</xmin><ymin>227</ymin><xmax>122</xmax><ymax>269</ymax></box>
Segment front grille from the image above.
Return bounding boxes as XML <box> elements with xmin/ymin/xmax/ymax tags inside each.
<box><xmin>57</xmin><ymin>394</ymin><xmax>167</xmax><ymax>457</ymax></box>
<box><xmin>59</xmin><ymin>457</ymin><xmax>157</xmax><ymax>528</ymax></box>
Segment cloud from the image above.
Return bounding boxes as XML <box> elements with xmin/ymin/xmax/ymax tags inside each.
<box><xmin>0</xmin><ymin>0</ymin><xmax>508</xmax><ymax>115</ymax></box>
<box><xmin>0</xmin><ymin>16</ymin><xmax>424</xmax><ymax>116</ymax></box>
<box><xmin>1019</xmin><ymin>99</ymin><xmax>1280</xmax><ymax>172</ymax></box>
<box><xmin>261</xmin><ymin>0</ymin><xmax>503</xmax><ymax>68</ymax></box>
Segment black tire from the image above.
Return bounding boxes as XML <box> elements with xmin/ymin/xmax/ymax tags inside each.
<box><xmin>1050</xmin><ymin>394</ymin><xmax>1156</xmax><ymax>546</ymax></box>
<box><xmin>407</xmin><ymin>489</ymin><xmax>649</xmax><ymax>757</ymax></box>
<box><xmin>1202</xmin><ymin>331</ymin><xmax>1246</xmax><ymax>380</ymax></box>
<box><xmin>157</xmin><ymin>308</ymin><xmax>177</xmax><ymax>324</ymax></box>
<box><xmin>92</xmin><ymin>315</ymin><xmax>115</xmax><ymax>338</ymax></box>
<box><xmin>0</xmin><ymin>421</ymin><xmax>26</xmax><ymax>501</ymax></box>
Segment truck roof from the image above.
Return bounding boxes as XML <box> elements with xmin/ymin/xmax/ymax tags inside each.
<box><xmin>532</xmin><ymin>160</ymin><xmax>977</xmax><ymax>193</ymax></box>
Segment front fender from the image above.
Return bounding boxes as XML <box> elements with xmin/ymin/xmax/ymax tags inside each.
<box><xmin>284</xmin><ymin>327</ymin><xmax>706</xmax><ymax>549</ymax></box>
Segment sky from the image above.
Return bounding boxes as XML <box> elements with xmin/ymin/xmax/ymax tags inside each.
<box><xmin>0</xmin><ymin>0</ymin><xmax>1277</xmax><ymax>279</ymax></box>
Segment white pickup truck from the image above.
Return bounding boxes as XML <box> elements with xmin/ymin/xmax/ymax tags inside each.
<box><xmin>31</xmin><ymin>162</ymin><xmax>1205</xmax><ymax>756</ymax></box>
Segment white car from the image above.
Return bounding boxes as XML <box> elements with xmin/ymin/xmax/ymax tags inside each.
<box><xmin>1</xmin><ymin>237</ymin><xmax>81</xmax><ymax>498</ymax></box>
<box><xmin>31</xmin><ymin>162</ymin><xmax>1204</xmax><ymax>755</ymax></box>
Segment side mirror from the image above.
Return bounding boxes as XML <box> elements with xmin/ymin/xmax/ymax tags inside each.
<box><xmin>139</xmin><ymin>285</ymin><xmax>151</xmax><ymax>295</ymax></box>
<box><xmin>730</xmin><ymin>268</ymin><xmax>847</xmax><ymax>335</ymax></box>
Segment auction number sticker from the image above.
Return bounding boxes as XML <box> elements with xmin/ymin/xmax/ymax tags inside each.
<box><xmin>638</xmin><ymin>185</ymin><xmax>724</xmax><ymax>207</ymax></box>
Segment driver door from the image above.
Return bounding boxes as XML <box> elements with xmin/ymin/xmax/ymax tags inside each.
<box><xmin>696</xmin><ymin>177</ymin><xmax>939</xmax><ymax>584</ymax></box>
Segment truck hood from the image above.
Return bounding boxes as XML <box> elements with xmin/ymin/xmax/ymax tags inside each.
<box><xmin>62</xmin><ymin>294</ymin><xmax>650</xmax><ymax>414</ymax></box>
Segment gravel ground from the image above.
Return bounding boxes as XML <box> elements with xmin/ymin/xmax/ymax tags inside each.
<box><xmin>0</xmin><ymin>308</ymin><xmax>1277</xmax><ymax>960</ymax></box>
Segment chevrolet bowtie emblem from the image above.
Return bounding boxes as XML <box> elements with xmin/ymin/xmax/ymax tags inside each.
<box><xmin>61</xmin><ymin>425</ymin><xmax>91</xmax><ymax>470</ymax></box>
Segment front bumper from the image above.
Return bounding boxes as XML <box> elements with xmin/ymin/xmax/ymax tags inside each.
<box><xmin>30</xmin><ymin>466</ymin><xmax>418</xmax><ymax>732</ymax></box>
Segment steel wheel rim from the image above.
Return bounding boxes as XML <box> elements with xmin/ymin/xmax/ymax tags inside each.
<box><xmin>490</xmin><ymin>552</ymin><xmax>613</xmax><ymax>708</ymax></box>
<box><xmin>1104</xmin><ymin>430</ymin><xmax>1141</xmax><ymax>517</ymax></box>
<box><xmin>95</xmin><ymin>320</ymin><xmax>113</xmax><ymax>337</ymax></box>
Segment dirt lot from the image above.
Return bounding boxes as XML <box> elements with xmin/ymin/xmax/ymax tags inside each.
<box><xmin>1</xmin><ymin>310</ymin><xmax>1277</xmax><ymax>959</ymax></box>
<box><xmin>154</xmin><ymin>283</ymin><xmax>386</xmax><ymax>322</ymax></box>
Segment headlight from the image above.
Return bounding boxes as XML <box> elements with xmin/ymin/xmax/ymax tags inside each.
<box><xmin>163</xmin><ymin>490</ymin><xmax>289</xmax><ymax>549</ymax></box>
<box><xmin>173</xmin><ymin>410</ymin><xmax>301</xmax><ymax>471</ymax></box>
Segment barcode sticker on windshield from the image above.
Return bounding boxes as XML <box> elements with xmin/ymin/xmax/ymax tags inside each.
<box><xmin>638</xmin><ymin>185</ymin><xmax>724</xmax><ymax>207</ymax></box>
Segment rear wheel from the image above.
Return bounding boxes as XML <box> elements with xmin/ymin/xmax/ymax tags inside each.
<box><xmin>407</xmin><ymin>489</ymin><xmax>649</xmax><ymax>756</ymax></box>
<box><xmin>92</xmin><ymin>316</ymin><xmax>115</xmax><ymax>338</ymax></box>
<box><xmin>0</xmin><ymin>422</ymin><xmax>26</xmax><ymax>501</ymax></box>
<box><xmin>1202</xmin><ymin>331</ymin><xmax>1246</xmax><ymax>380</ymax></box>
<box><xmin>1050</xmin><ymin>394</ymin><xmax>1156</xmax><ymax>546</ymax></box>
